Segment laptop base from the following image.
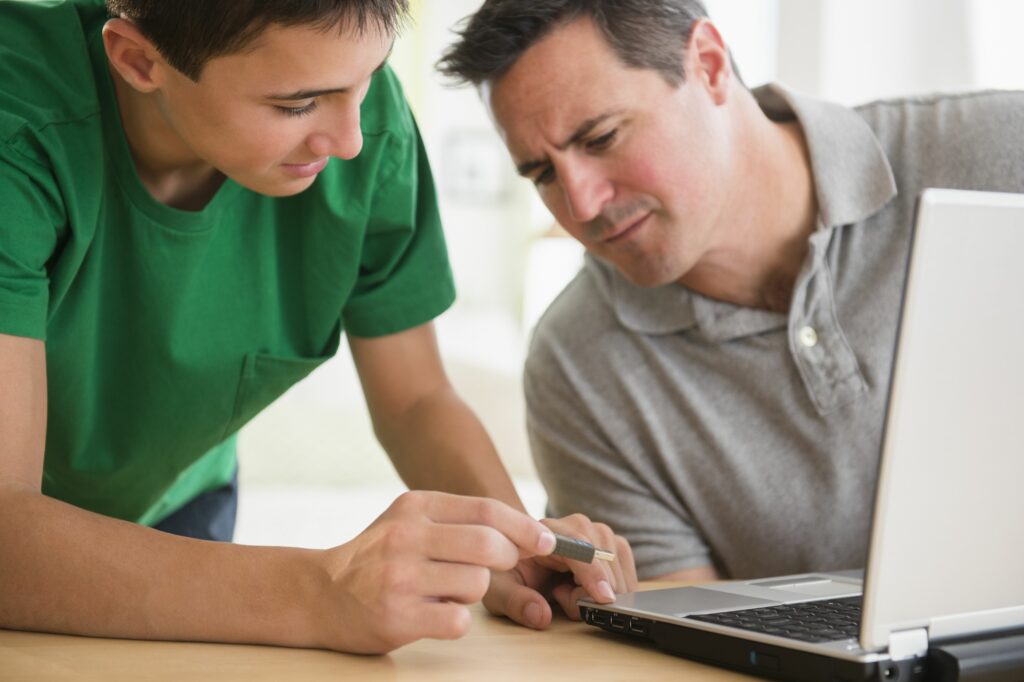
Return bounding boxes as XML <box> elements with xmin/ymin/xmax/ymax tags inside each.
<box><xmin>580</xmin><ymin>604</ymin><xmax>926</xmax><ymax>682</ymax></box>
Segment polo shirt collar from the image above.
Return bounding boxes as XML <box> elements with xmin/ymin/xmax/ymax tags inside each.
<box><xmin>597</xmin><ymin>82</ymin><xmax>897</xmax><ymax>338</ymax></box>
<box><xmin>756</xmin><ymin>83</ymin><xmax>897</xmax><ymax>228</ymax></box>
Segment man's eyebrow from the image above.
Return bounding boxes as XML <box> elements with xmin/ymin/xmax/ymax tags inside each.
<box><xmin>265</xmin><ymin>46</ymin><xmax>393</xmax><ymax>101</ymax></box>
<box><xmin>515</xmin><ymin>112</ymin><xmax>620</xmax><ymax>177</ymax></box>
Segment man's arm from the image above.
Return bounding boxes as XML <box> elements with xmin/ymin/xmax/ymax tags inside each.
<box><xmin>0</xmin><ymin>332</ymin><xmax>559</xmax><ymax>653</ymax></box>
<box><xmin>652</xmin><ymin>566</ymin><xmax>720</xmax><ymax>582</ymax></box>
<box><xmin>524</xmin><ymin>300</ymin><xmax>720</xmax><ymax>585</ymax></box>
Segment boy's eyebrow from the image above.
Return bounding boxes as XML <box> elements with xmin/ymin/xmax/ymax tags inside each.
<box><xmin>265</xmin><ymin>46</ymin><xmax>393</xmax><ymax>101</ymax></box>
<box><xmin>515</xmin><ymin>112</ymin><xmax>620</xmax><ymax>177</ymax></box>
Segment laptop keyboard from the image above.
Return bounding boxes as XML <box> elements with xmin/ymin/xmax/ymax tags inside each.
<box><xmin>688</xmin><ymin>596</ymin><xmax>862</xmax><ymax>643</ymax></box>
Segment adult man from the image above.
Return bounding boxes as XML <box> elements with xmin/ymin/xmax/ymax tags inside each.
<box><xmin>0</xmin><ymin>0</ymin><xmax>635</xmax><ymax>654</ymax></box>
<box><xmin>439</xmin><ymin>1</ymin><xmax>1024</xmax><ymax>582</ymax></box>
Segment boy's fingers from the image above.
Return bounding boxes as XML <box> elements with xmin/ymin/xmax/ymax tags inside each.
<box><xmin>393</xmin><ymin>491</ymin><xmax>555</xmax><ymax>557</ymax></box>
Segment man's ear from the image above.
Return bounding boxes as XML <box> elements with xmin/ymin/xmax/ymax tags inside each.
<box><xmin>686</xmin><ymin>19</ymin><xmax>732</xmax><ymax>105</ymax></box>
<box><xmin>102</xmin><ymin>18</ymin><xmax>167</xmax><ymax>93</ymax></box>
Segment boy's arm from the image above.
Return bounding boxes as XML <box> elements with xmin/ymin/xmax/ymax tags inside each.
<box><xmin>0</xmin><ymin>333</ymin><xmax>557</xmax><ymax>653</ymax></box>
<box><xmin>348</xmin><ymin>321</ymin><xmax>523</xmax><ymax>509</ymax></box>
<box><xmin>0</xmin><ymin>333</ymin><xmax>327</xmax><ymax>646</ymax></box>
<box><xmin>348</xmin><ymin>322</ymin><xmax>639</xmax><ymax>628</ymax></box>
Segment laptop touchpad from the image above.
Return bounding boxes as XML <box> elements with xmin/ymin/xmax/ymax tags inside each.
<box><xmin>621</xmin><ymin>587</ymin><xmax>779</xmax><ymax>616</ymax></box>
<box><xmin>752</xmin><ymin>576</ymin><xmax>861</xmax><ymax>599</ymax></box>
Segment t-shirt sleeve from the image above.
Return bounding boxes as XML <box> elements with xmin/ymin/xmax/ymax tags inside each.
<box><xmin>341</xmin><ymin>118</ymin><xmax>456</xmax><ymax>338</ymax></box>
<box><xmin>524</xmin><ymin>310</ymin><xmax>715</xmax><ymax>580</ymax></box>
<box><xmin>0</xmin><ymin>147</ymin><xmax>65</xmax><ymax>340</ymax></box>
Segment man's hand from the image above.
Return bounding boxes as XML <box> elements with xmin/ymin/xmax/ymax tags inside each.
<box><xmin>482</xmin><ymin>514</ymin><xmax>638</xmax><ymax>629</ymax></box>
<box><xmin>312</xmin><ymin>490</ymin><xmax>558</xmax><ymax>654</ymax></box>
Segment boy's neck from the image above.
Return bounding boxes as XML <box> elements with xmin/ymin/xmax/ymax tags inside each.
<box><xmin>109</xmin><ymin>65</ymin><xmax>224</xmax><ymax>210</ymax></box>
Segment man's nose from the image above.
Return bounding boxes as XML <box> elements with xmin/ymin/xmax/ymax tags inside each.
<box><xmin>560</xmin><ymin>161</ymin><xmax>613</xmax><ymax>224</ymax></box>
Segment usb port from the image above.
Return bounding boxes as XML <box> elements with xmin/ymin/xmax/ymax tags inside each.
<box><xmin>590</xmin><ymin>610</ymin><xmax>608</xmax><ymax>626</ymax></box>
<box><xmin>629</xmin><ymin>618</ymin><xmax>649</xmax><ymax>636</ymax></box>
<box><xmin>609</xmin><ymin>614</ymin><xmax>627</xmax><ymax>631</ymax></box>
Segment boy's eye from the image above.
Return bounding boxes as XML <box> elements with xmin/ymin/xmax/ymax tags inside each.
<box><xmin>275</xmin><ymin>100</ymin><xmax>319</xmax><ymax>118</ymax></box>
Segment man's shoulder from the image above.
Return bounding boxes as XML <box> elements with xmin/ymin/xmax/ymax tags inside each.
<box><xmin>856</xmin><ymin>88</ymin><xmax>1024</xmax><ymax>109</ymax></box>
<box><xmin>528</xmin><ymin>258</ymin><xmax>620</xmax><ymax>360</ymax></box>
<box><xmin>854</xmin><ymin>90</ymin><xmax>1024</xmax><ymax>148</ymax></box>
<box><xmin>855</xmin><ymin>89</ymin><xmax>1024</xmax><ymax>129</ymax></box>
<box><xmin>856</xmin><ymin>90</ymin><xmax>1024</xmax><ymax>190</ymax></box>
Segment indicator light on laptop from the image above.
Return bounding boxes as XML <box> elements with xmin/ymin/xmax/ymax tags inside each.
<box><xmin>551</xmin><ymin>533</ymin><xmax>616</xmax><ymax>563</ymax></box>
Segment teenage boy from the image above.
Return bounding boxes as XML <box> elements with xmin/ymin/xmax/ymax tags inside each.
<box><xmin>0</xmin><ymin>0</ymin><xmax>635</xmax><ymax>654</ymax></box>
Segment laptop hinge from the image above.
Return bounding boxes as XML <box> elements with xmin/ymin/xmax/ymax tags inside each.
<box><xmin>888</xmin><ymin>628</ymin><xmax>929</xmax><ymax>660</ymax></box>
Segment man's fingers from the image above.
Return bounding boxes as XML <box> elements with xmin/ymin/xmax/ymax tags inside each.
<box><xmin>574</xmin><ymin>521</ymin><xmax>624</xmax><ymax>592</ymax></box>
<box><xmin>550</xmin><ymin>582</ymin><xmax>591</xmax><ymax>621</ymax></box>
<box><xmin>539</xmin><ymin>516</ymin><xmax>626</xmax><ymax>601</ymax></box>
<box><xmin>594</xmin><ymin>525</ymin><xmax>628</xmax><ymax>593</ymax></box>
<box><xmin>615</xmin><ymin>533</ymin><xmax>639</xmax><ymax>591</ymax></box>
<box><xmin>483</xmin><ymin>570</ymin><xmax>553</xmax><ymax>630</ymax></box>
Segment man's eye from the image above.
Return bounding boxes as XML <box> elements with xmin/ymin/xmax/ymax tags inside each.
<box><xmin>275</xmin><ymin>100</ymin><xmax>319</xmax><ymax>118</ymax></box>
<box><xmin>587</xmin><ymin>130</ymin><xmax>617</xmax><ymax>151</ymax></box>
<box><xmin>533</xmin><ymin>166</ymin><xmax>556</xmax><ymax>186</ymax></box>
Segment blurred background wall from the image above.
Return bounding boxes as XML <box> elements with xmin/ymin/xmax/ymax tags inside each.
<box><xmin>235</xmin><ymin>0</ymin><xmax>1024</xmax><ymax>547</ymax></box>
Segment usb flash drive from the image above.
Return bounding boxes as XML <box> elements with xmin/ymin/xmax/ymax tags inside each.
<box><xmin>551</xmin><ymin>533</ymin><xmax>616</xmax><ymax>563</ymax></box>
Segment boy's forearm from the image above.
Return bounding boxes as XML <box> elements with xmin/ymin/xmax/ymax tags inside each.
<box><xmin>377</xmin><ymin>389</ymin><xmax>526</xmax><ymax>513</ymax></box>
<box><xmin>0</xmin><ymin>486</ymin><xmax>327</xmax><ymax>648</ymax></box>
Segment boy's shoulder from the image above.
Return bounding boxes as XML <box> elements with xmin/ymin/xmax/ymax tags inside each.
<box><xmin>359</xmin><ymin>65</ymin><xmax>417</xmax><ymax>140</ymax></box>
<box><xmin>0</xmin><ymin>0</ymin><xmax>108</xmax><ymax>146</ymax></box>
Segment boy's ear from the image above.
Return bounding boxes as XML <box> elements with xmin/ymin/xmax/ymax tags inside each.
<box><xmin>102</xmin><ymin>18</ymin><xmax>169</xmax><ymax>92</ymax></box>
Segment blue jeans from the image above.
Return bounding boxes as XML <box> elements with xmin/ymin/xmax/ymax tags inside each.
<box><xmin>153</xmin><ymin>468</ymin><xmax>238</xmax><ymax>542</ymax></box>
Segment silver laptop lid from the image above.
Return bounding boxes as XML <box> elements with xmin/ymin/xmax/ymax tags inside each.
<box><xmin>861</xmin><ymin>189</ymin><xmax>1024</xmax><ymax>651</ymax></box>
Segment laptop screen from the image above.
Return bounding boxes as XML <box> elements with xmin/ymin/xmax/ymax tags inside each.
<box><xmin>861</xmin><ymin>189</ymin><xmax>1024</xmax><ymax>649</ymax></box>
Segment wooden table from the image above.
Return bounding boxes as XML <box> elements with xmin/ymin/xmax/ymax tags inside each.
<box><xmin>0</xmin><ymin>599</ymin><xmax>763</xmax><ymax>681</ymax></box>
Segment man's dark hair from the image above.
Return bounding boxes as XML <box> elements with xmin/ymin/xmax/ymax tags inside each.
<box><xmin>438</xmin><ymin>0</ymin><xmax>722</xmax><ymax>89</ymax></box>
<box><xmin>105</xmin><ymin>0</ymin><xmax>410</xmax><ymax>81</ymax></box>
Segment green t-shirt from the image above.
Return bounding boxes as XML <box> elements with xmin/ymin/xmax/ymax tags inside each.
<box><xmin>0</xmin><ymin>0</ymin><xmax>456</xmax><ymax>524</ymax></box>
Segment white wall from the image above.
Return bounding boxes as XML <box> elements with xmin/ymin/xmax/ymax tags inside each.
<box><xmin>706</xmin><ymin>0</ymin><xmax>780</xmax><ymax>88</ymax></box>
<box><xmin>776</xmin><ymin>0</ymin><xmax>1024</xmax><ymax>104</ymax></box>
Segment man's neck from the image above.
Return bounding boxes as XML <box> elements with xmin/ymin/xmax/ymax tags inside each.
<box><xmin>680</xmin><ymin>93</ymin><xmax>818</xmax><ymax>313</ymax></box>
<box><xmin>109</xmin><ymin>66</ymin><xmax>224</xmax><ymax>211</ymax></box>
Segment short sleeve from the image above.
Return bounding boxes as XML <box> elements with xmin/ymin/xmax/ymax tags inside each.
<box><xmin>341</xmin><ymin>119</ymin><xmax>455</xmax><ymax>338</ymax></box>
<box><xmin>524</xmin><ymin>306</ymin><xmax>715</xmax><ymax>579</ymax></box>
<box><xmin>0</xmin><ymin>148</ymin><xmax>65</xmax><ymax>340</ymax></box>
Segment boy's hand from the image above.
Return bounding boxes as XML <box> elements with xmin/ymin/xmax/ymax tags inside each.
<box><xmin>314</xmin><ymin>491</ymin><xmax>557</xmax><ymax>654</ymax></box>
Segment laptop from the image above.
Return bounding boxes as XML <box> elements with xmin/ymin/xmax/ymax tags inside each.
<box><xmin>578</xmin><ymin>189</ymin><xmax>1024</xmax><ymax>682</ymax></box>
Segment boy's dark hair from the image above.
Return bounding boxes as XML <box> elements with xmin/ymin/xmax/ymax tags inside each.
<box><xmin>437</xmin><ymin>0</ymin><xmax>730</xmax><ymax>88</ymax></box>
<box><xmin>105</xmin><ymin>0</ymin><xmax>410</xmax><ymax>81</ymax></box>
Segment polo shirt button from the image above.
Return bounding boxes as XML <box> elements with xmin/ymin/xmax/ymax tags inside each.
<box><xmin>798</xmin><ymin>326</ymin><xmax>819</xmax><ymax>348</ymax></box>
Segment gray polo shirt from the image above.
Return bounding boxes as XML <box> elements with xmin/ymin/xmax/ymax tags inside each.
<box><xmin>525</xmin><ymin>84</ymin><xmax>1024</xmax><ymax>579</ymax></box>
